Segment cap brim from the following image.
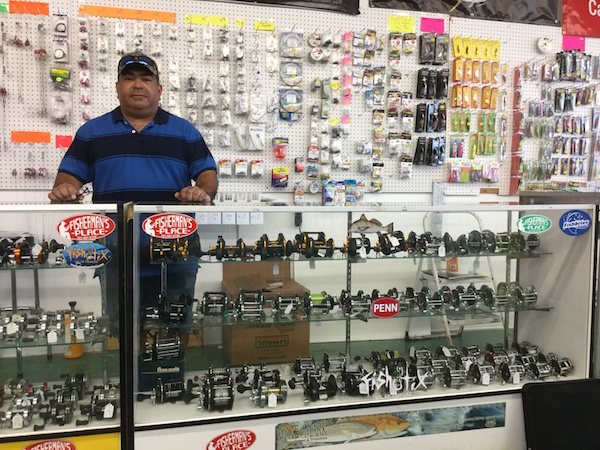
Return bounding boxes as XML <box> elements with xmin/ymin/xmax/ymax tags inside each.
<box><xmin>118</xmin><ymin>63</ymin><xmax>158</xmax><ymax>77</ymax></box>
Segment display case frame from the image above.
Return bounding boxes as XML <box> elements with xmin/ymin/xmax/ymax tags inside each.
<box><xmin>0</xmin><ymin>203</ymin><xmax>124</xmax><ymax>443</ymax></box>
<box><xmin>131</xmin><ymin>203</ymin><xmax>596</xmax><ymax>435</ymax></box>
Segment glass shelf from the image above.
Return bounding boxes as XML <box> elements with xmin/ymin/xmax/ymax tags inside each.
<box><xmin>0</xmin><ymin>332</ymin><xmax>107</xmax><ymax>349</ymax></box>
<box><xmin>148</xmin><ymin>250</ymin><xmax>548</xmax><ymax>267</ymax></box>
<box><xmin>142</xmin><ymin>304</ymin><xmax>553</xmax><ymax>331</ymax></box>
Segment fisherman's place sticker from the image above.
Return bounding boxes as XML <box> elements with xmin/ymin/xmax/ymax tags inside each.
<box><xmin>58</xmin><ymin>214</ymin><xmax>115</xmax><ymax>240</ymax></box>
<box><xmin>559</xmin><ymin>210</ymin><xmax>592</xmax><ymax>236</ymax></box>
<box><xmin>142</xmin><ymin>213</ymin><xmax>197</xmax><ymax>239</ymax></box>
<box><xmin>207</xmin><ymin>430</ymin><xmax>256</xmax><ymax>450</ymax></box>
<box><xmin>23</xmin><ymin>440</ymin><xmax>76</xmax><ymax>450</ymax></box>
<box><xmin>516</xmin><ymin>215</ymin><xmax>552</xmax><ymax>234</ymax></box>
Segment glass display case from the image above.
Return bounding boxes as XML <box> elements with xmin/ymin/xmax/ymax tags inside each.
<box><xmin>131</xmin><ymin>203</ymin><xmax>595</xmax><ymax>432</ymax></box>
<box><xmin>0</xmin><ymin>204</ymin><xmax>122</xmax><ymax>440</ymax></box>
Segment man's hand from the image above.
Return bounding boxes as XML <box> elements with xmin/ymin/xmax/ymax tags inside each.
<box><xmin>174</xmin><ymin>186</ymin><xmax>212</xmax><ymax>204</ymax></box>
<box><xmin>48</xmin><ymin>183</ymin><xmax>84</xmax><ymax>203</ymax></box>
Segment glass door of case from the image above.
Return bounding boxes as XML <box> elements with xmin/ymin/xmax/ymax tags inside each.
<box><xmin>0</xmin><ymin>204</ymin><xmax>122</xmax><ymax>440</ymax></box>
<box><xmin>131</xmin><ymin>203</ymin><xmax>595</xmax><ymax>431</ymax></box>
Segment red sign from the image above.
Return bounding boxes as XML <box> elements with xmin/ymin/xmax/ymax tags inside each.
<box><xmin>207</xmin><ymin>430</ymin><xmax>256</xmax><ymax>450</ymax></box>
<box><xmin>563</xmin><ymin>0</ymin><xmax>600</xmax><ymax>38</ymax></box>
<box><xmin>58</xmin><ymin>214</ymin><xmax>115</xmax><ymax>241</ymax></box>
<box><xmin>24</xmin><ymin>440</ymin><xmax>76</xmax><ymax>450</ymax></box>
<box><xmin>371</xmin><ymin>297</ymin><xmax>400</xmax><ymax>318</ymax></box>
<box><xmin>142</xmin><ymin>213</ymin><xmax>197</xmax><ymax>239</ymax></box>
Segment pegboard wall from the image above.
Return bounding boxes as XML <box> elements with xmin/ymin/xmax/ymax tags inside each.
<box><xmin>0</xmin><ymin>0</ymin><xmax>598</xmax><ymax>199</ymax></box>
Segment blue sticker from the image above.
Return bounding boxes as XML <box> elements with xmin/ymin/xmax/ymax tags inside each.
<box><xmin>559</xmin><ymin>210</ymin><xmax>592</xmax><ymax>236</ymax></box>
<box><xmin>62</xmin><ymin>242</ymin><xmax>112</xmax><ymax>268</ymax></box>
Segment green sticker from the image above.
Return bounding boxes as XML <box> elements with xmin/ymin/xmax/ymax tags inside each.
<box><xmin>0</xmin><ymin>4</ymin><xmax>8</xmax><ymax>13</ymax></box>
<box><xmin>517</xmin><ymin>215</ymin><xmax>552</xmax><ymax>233</ymax></box>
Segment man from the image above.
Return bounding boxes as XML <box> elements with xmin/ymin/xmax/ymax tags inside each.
<box><xmin>49</xmin><ymin>52</ymin><xmax>217</xmax><ymax>355</ymax></box>
<box><xmin>49</xmin><ymin>52</ymin><xmax>217</xmax><ymax>204</ymax></box>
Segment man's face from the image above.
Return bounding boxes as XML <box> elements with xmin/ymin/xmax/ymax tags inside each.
<box><xmin>116</xmin><ymin>67</ymin><xmax>162</xmax><ymax>115</ymax></box>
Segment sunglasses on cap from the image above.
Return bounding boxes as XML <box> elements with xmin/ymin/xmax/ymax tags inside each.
<box><xmin>118</xmin><ymin>54</ymin><xmax>158</xmax><ymax>77</ymax></box>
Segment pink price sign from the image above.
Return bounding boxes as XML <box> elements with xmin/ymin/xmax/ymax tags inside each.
<box><xmin>421</xmin><ymin>17</ymin><xmax>444</xmax><ymax>34</ymax></box>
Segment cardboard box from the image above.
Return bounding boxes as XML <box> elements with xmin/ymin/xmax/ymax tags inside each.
<box><xmin>222</xmin><ymin>322</ymin><xmax>309</xmax><ymax>366</ymax></box>
<box><xmin>221</xmin><ymin>261</ymin><xmax>310</xmax><ymax>365</ymax></box>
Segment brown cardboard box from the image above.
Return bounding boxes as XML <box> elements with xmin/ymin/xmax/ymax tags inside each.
<box><xmin>222</xmin><ymin>322</ymin><xmax>309</xmax><ymax>365</ymax></box>
<box><xmin>222</xmin><ymin>261</ymin><xmax>310</xmax><ymax>365</ymax></box>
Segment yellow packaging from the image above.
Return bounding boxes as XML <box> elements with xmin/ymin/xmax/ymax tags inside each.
<box><xmin>491</xmin><ymin>40</ymin><xmax>501</xmax><ymax>60</ymax></box>
<box><xmin>462</xmin><ymin>85</ymin><xmax>471</xmax><ymax>108</ymax></box>
<box><xmin>464</xmin><ymin>58</ymin><xmax>473</xmax><ymax>82</ymax></box>
<box><xmin>491</xmin><ymin>61</ymin><xmax>500</xmax><ymax>84</ymax></box>
<box><xmin>472</xmin><ymin>60</ymin><xmax>481</xmax><ymax>83</ymax></box>
<box><xmin>482</xmin><ymin>39</ymin><xmax>492</xmax><ymax>60</ymax></box>
<box><xmin>482</xmin><ymin>61</ymin><xmax>491</xmax><ymax>84</ymax></box>
<box><xmin>463</xmin><ymin>37</ymin><xmax>473</xmax><ymax>58</ymax></box>
<box><xmin>453</xmin><ymin>36</ymin><xmax>463</xmax><ymax>57</ymax></box>
<box><xmin>473</xmin><ymin>38</ymin><xmax>482</xmax><ymax>59</ymax></box>
<box><xmin>482</xmin><ymin>85</ymin><xmax>492</xmax><ymax>109</ymax></box>
<box><xmin>453</xmin><ymin>58</ymin><xmax>464</xmax><ymax>82</ymax></box>
<box><xmin>471</xmin><ymin>86</ymin><xmax>480</xmax><ymax>108</ymax></box>
<box><xmin>490</xmin><ymin>87</ymin><xmax>499</xmax><ymax>109</ymax></box>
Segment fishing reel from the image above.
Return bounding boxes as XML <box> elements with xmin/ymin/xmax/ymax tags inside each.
<box><xmin>207</xmin><ymin>236</ymin><xmax>248</xmax><ymax>260</ymax></box>
<box><xmin>198</xmin><ymin>291</ymin><xmax>230</xmax><ymax>317</ymax></box>
<box><xmin>254</xmin><ymin>233</ymin><xmax>294</xmax><ymax>259</ymax></box>
<box><xmin>144</xmin><ymin>293</ymin><xmax>193</xmax><ymax>325</ymax></box>
<box><xmin>143</xmin><ymin>333</ymin><xmax>181</xmax><ymax>362</ymax></box>
<box><xmin>303</xmin><ymin>291</ymin><xmax>336</xmax><ymax>315</ymax></box>
<box><xmin>149</xmin><ymin>234</ymin><xmax>201</xmax><ymax>263</ymax></box>
<box><xmin>34</xmin><ymin>399</ymin><xmax>74</xmax><ymax>430</ymax></box>
<box><xmin>198</xmin><ymin>367</ymin><xmax>235</xmax><ymax>411</ymax></box>
<box><xmin>234</xmin><ymin>289</ymin><xmax>264</xmax><ymax>321</ymax></box>
<box><xmin>237</xmin><ymin>365</ymin><xmax>287</xmax><ymax>408</ymax></box>
<box><xmin>339</xmin><ymin>289</ymin><xmax>372</xmax><ymax>315</ymax></box>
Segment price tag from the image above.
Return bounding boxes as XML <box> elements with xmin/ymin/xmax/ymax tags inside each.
<box><xmin>388</xmin><ymin>15</ymin><xmax>414</xmax><ymax>33</ymax></box>
<box><xmin>196</xmin><ymin>213</ymin><xmax>208</xmax><ymax>225</ymax></box>
<box><xmin>358</xmin><ymin>381</ymin><xmax>369</xmax><ymax>395</ymax></box>
<box><xmin>208</xmin><ymin>16</ymin><xmax>228</xmax><ymax>27</ymax></box>
<box><xmin>317</xmin><ymin>249</ymin><xmax>326</xmax><ymax>258</ymax></box>
<box><xmin>235</xmin><ymin>18</ymin><xmax>246</xmax><ymax>29</ymax></box>
<box><xmin>358</xmin><ymin>247</ymin><xmax>367</xmax><ymax>259</ymax></box>
<box><xmin>438</xmin><ymin>244</ymin><xmax>446</xmax><ymax>258</ymax></box>
<box><xmin>463</xmin><ymin>359</ymin><xmax>472</xmax><ymax>372</ymax></box>
<box><xmin>104</xmin><ymin>402</ymin><xmax>115</xmax><ymax>419</ymax></box>
<box><xmin>389</xmin><ymin>235</ymin><xmax>400</xmax><ymax>247</ymax></box>
<box><xmin>208</xmin><ymin>212</ymin><xmax>221</xmax><ymax>224</ymax></box>
<box><xmin>255</xmin><ymin>20</ymin><xmax>274</xmax><ymax>31</ymax></box>
<box><xmin>6</xmin><ymin>322</ymin><xmax>18</xmax><ymax>336</ymax></box>
<box><xmin>268</xmin><ymin>392</ymin><xmax>277</xmax><ymax>407</ymax></box>
<box><xmin>223</xmin><ymin>213</ymin><xmax>236</xmax><ymax>225</ymax></box>
<box><xmin>389</xmin><ymin>380</ymin><xmax>398</xmax><ymax>396</ymax></box>
<box><xmin>12</xmin><ymin>413</ymin><xmax>23</xmax><ymax>429</ymax></box>
<box><xmin>250</xmin><ymin>212</ymin><xmax>264</xmax><ymax>224</ymax></box>
<box><xmin>319</xmin><ymin>392</ymin><xmax>328</xmax><ymax>400</ymax></box>
<box><xmin>236</xmin><ymin>212</ymin><xmax>250</xmax><ymax>225</ymax></box>
<box><xmin>512</xmin><ymin>372</ymin><xmax>520</xmax><ymax>384</ymax></box>
<box><xmin>75</xmin><ymin>328</ymin><xmax>85</xmax><ymax>340</ymax></box>
<box><xmin>47</xmin><ymin>330</ymin><xmax>58</xmax><ymax>344</ymax></box>
<box><xmin>284</xmin><ymin>303</ymin><xmax>294</xmax><ymax>315</ymax></box>
<box><xmin>482</xmin><ymin>372</ymin><xmax>490</xmax><ymax>386</ymax></box>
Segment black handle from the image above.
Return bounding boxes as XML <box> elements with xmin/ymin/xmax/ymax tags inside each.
<box><xmin>76</xmin><ymin>419</ymin><xmax>89</xmax><ymax>426</ymax></box>
<box><xmin>33</xmin><ymin>423</ymin><xmax>45</xmax><ymax>431</ymax></box>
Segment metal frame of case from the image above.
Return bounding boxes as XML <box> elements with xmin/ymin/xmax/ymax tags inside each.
<box><xmin>129</xmin><ymin>203</ymin><xmax>596</xmax><ymax>446</ymax></box>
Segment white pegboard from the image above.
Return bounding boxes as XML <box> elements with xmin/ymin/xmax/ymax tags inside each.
<box><xmin>1</xmin><ymin>1</ymin><xmax>600</xmax><ymax>198</ymax></box>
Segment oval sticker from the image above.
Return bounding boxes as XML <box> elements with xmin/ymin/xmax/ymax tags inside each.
<box><xmin>142</xmin><ymin>213</ymin><xmax>197</xmax><ymax>239</ymax></box>
<box><xmin>58</xmin><ymin>214</ymin><xmax>115</xmax><ymax>241</ymax></box>
<box><xmin>24</xmin><ymin>440</ymin><xmax>76</xmax><ymax>450</ymax></box>
<box><xmin>207</xmin><ymin>430</ymin><xmax>256</xmax><ymax>450</ymax></box>
<box><xmin>516</xmin><ymin>215</ymin><xmax>552</xmax><ymax>234</ymax></box>
<box><xmin>371</xmin><ymin>297</ymin><xmax>400</xmax><ymax>318</ymax></box>
<box><xmin>560</xmin><ymin>210</ymin><xmax>592</xmax><ymax>236</ymax></box>
<box><xmin>63</xmin><ymin>243</ymin><xmax>112</xmax><ymax>268</ymax></box>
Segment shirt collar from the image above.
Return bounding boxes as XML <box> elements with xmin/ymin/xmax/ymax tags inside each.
<box><xmin>111</xmin><ymin>106</ymin><xmax>169</xmax><ymax>125</ymax></box>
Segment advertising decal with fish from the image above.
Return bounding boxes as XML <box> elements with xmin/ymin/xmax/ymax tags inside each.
<box><xmin>275</xmin><ymin>403</ymin><xmax>505</xmax><ymax>448</ymax></box>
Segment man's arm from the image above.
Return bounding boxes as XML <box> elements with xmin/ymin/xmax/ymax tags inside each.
<box><xmin>174</xmin><ymin>170</ymin><xmax>218</xmax><ymax>204</ymax></box>
<box><xmin>48</xmin><ymin>172</ymin><xmax>84</xmax><ymax>203</ymax></box>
